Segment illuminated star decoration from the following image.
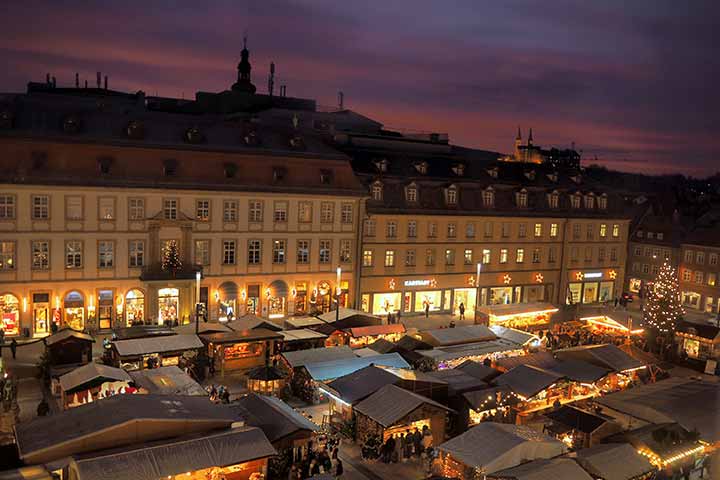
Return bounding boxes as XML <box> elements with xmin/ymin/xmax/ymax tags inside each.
<box><xmin>503</xmin><ymin>274</ymin><xmax>512</xmax><ymax>285</ymax></box>
<box><xmin>535</xmin><ymin>273</ymin><xmax>544</xmax><ymax>283</ymax></box>
<box><xmin>575</xmin><ymin>272</ymin><xmax>584</xmax><ymax>281</ymax></box>
<box><xmin>388</xmin><ymin>278</ymin><xmax>396</xmax><ymax>290</ymax></box>
<box><xmin>430</xmin><ymin>278</ymin><xmax>438</xmax><ymax>288</ymax></box>
<box><xmin>468</xmin><ymin>276</ymin><xmax>476</xmax><ymax>287</ymax></box>
<box><xmin>609</xmin><ymin>269</ymin><xmax>617</xmax><ymax>279</ymax></box>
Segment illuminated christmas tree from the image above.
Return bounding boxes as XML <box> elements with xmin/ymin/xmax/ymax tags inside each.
<box><xmin>643</xmin><ymin>260</ymin><xmax>683</xmax><ymax>348</ymax></box>
<box><xmin>161</xmin><ymin>240</ymin><xmax>182</xmax><ymax>276</ymax></box>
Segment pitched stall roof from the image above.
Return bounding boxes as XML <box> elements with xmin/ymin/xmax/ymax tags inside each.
<box><xmin>543</xmin><ymin>406</ymin><xmax>610</xmax><ymax>434</ymax></box>
<box><xmin>572</xmin><ymin>443</ymin><xmax>655</xmax><ymax>480</ymax></box>
<box><xmin>494</xmin><ymin>365</ymin><xmax>565</xmax><ymax>399</ymax></box>
<box><xmin>70</xmin><ymin>427</ymin><xmax>276</xmax><ymax>480</ymax></box>
<box><xmin>463</xmin><ymin>386</ymin><xmax>518</xmax><ymax>412</ymax></box>
<box><xmin>437</xmin><ymin>423</ymin><xmax>567</xmax><ymax>474</ymax></box>
<box><xmin>347</xmin><ymin>324</ymin><xmax>406</xmax><ymax>338</ymax></box>
<box><xmin>59</xmin><ymin>362</ymin><xmax>132</xmax><ymax>393</ymax></box>
<box><xmin>129</xmin><ymin>366</ymin><xmax>207</xmax><ymax>396</ymax></box>
<box><xmin>45</xmin><ymin>329</ymin><xmax>95</xmax><ymax>346</ymax></box>
<box><xmin>495</xmin><ymin>351</ymin><xmax>558</xmax><ymax>372</ymax></box>
<box><xmin>426</xmin><ymin>369</ymin><xmax>487</xmax><ymax>395</ymax></box>
<box><xmin>489</xmin><ymin>325</ymin><xmax>540</xmax><ymax>346</ymax></box>
<box><xmin>112</xmin><ymin>334</ymin><xmax>203</xmax><ymax>357</ymax></box>
<box><xmin>419</xmin><ymin>325</ymin><xmax>497</xmax><ymax>347</ymax></box>
<box><xmin>676</xmin><ymin>320</ymin><xmax>720</xmax><ymax>341</ymax></box>
<box><xmin>418</xmin><ymin>339</ymin><xmax>523</xmax><ymax>363</ymax></box>
<box><xmin>15</xmin><ymin>395</ymin><xmax>237</xmax><ymax>463</ymax></box>
<box><xmin>353</xmin><ymin>384</ymin><xmax>452</xmax><ymax>427</ymax></box>
<box><xmin>234</xmin><ymin>393</ymin><xmax>318</xmax><ymax>443</ymax></box>
<box><xmin>546</xmin><ymin>359</ymin><xmax>611</xmax><ymax>383</ymax></box>
<box><xmin>175</xmin><ymin>322</ymin><xmax>233</xmax><ymax>334</ymax></box>
<box><xmin>554</xmin><ymin>344</ymin><xmax>644</xmax><ymax>372</ymax></box>
<box><xmin>395</xmin><ymin>335</ymin><xmax>433</xmax><ymax>351</ymax></box>
<box><xmin>279</xmin><ymin>329</ymin><xmax>327</xmax><ymax>342</ymax></box>
<box><xmin>455</xmin><ymin>360</ymin><xmax>502</xmax><ymax>382</ymax></box>
<box><xmin>227</xmin><ymin>315</ymin><xmax>283</xmax><ymax>332</ymax></box>
<box><xmin>304</xmin><ymin>353</ymin><xmax>410</xmax><ymax>382</ymax></box>
<box><xmin>366</xmin><ymin>338</ymin><xmax>397</xmax><ymax>354</ymax></box>
<box><xmin>326</xmin><ymin>365</ymin><xmax>400</xmax><ymax>404</ymax></box>
<box><xmin>281</xmin><ymin>345</ymin><xmax>356</xmax><ymax>368</ymax></box>
<box><xmin>199</xmin><ymin>328</ymin><xmax>283</xmax><ymax>344</ymax></box>
<box><xmin>488</xmin><ymin>457</ymin><xmax>594</xmax><ymax>480</ymax></box>
<box><xmin>316</xmin><ymin>308</ymin><xmax>381</xmax><ymax>323</ymax></box>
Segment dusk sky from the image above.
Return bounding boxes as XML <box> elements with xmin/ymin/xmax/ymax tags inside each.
<box><xmin>2</xmin><ymin>1</ymin><xmax>718</xmax><ymax>176</ymax></box>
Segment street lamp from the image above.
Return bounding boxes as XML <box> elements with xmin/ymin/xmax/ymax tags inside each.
<box><xmin>473</xmin><ymin>262</ymin><xmax>482</xmax><ymax>324</ymax></box>
<box><xmin>195</xmin><ymin>271</ymin><xmax>201</xmax><ymax>334</ymax></box>
<box><xmin>336</xmin><ymin>266</ymin><xmax>342</xmax><ymax>323</ymax></box>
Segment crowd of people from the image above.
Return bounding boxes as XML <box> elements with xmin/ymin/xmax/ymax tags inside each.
<box><xmin>206</xmin><ymin>384</ymin><xmax>231</xmax><ymax>404</ymax></box>
<box><xmin>289</xmin><ymin>435</ymin><xmax>344</xmax><ymax>479</ymax></box>
<box><xmin>377</xmin><ymin>425</ymin><xmax>434</xmax><ymax>464</ymax></box>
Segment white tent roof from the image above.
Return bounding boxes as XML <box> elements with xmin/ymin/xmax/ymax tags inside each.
<box><xmin>573</xmin><ymin>443</ymin><xmax>654</xmax><ymax>480</ymax></box>
<box><xmin>489</xmin><ymin>457</ymin><xmax>593</xmax><ymax>480</ymax></box>
<box><xmin>438</xmin><ymin>422</ymin><xmax>567</xmax><ymax>474</ymax></box>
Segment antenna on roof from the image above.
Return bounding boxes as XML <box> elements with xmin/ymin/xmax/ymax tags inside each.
<box><xmin>46</xmin><ymin>73</ymin><xmax>50</xmax><ymax>85</ymax></box>
<box><xmin>268</xmin><ymin>62</ymin><xmax>275</xmax><ymax>97</ymax></box>
<box><xmin>51</xmin><ymin>76</ymin><xmax>56</xmax><ymax>88</ymax></box>
<box><xmin>75</xmin><ymin>73</ymin><xmax>79</xmax><ymax>88</ymax></box>
<box><xmin>104</xmin><ymin>75</ymin><xmax>108</xmax><ymax>90</ymax></box>
<box><xmin>280</xmin><ymin>85</ymin><xmax>287</xmax><ymax>97</ymax></box>
<box><xmin>96</xmin><ymin>72</ymin><xmax>101</xmax><ymax>89</ymax></box>
<box><xmin>338</xmin><ymin>91</ymin><xmax>344</xmax><ymax>110</ymax></box>
<box><xmin>84</xmin><ymin>79</ymin><xmax>88</xmax><ymax>89</ymax></box>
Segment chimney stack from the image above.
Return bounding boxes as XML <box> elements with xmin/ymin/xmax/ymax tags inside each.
<box><xmin>52</xmin><ymin>77</ymin><xmax>56</xmax><ymax>88</ymax></box>
<box><xmin>84</xmin><ymin>80</ymin><xmax>88</xmax><ymax>89</ymax></box>
<box><xmin>338</xmin><ymin>91</ymin><xmax>344</xmax><ymax>110</ymax></box>
<box><xmin>96</xmin><ymin>72</ymin><xmax>101</xmax><ymax>89</ymax></box>
<box><xmin>104</xmin><ymin>75</ymin><xmax>108</xmax><ymax>90</ymax></box>
<box><xmin>75</xmin><ymin>73</ymin><xmax>79</xmax><ymax>88</ymax></box>
<box><xmin>268</xmin><ymin>62</ymin><xmax>275</xmax><ymax>97</ymax></box>
<box><xmin>46</xmin><ymin>73</ymin><xmax>50</xmax><ymax>85</ymax></box>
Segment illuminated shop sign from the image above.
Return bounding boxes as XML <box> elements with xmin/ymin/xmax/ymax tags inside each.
<box><xmin>404</xmin><ymin>278</ymin><xmax>437</xmax><ymax>287</ymax></box>
<box><xmin>583</xmin><ymin>272</ymin><xmax>603</xmax><ymax>279</ymax></box>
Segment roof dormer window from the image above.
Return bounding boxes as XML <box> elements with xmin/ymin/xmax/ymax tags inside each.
<box><xmin>547</xmin><ymin>172</ymin><xmax>558</xmax><ymax>183</ymax></box>
<box><xmin>405</xmin><ymin>183</ymin><xmax>418</xmax><ymax>203</ymax></box>
<box><xmin>414</xmin><ymin>161</ymin><xmax>429</xmax><ymax>175</ymax></box>
<box><xmin>319</xmin><ymin>169</ymin><xmax>333</xmax><ymax>185</ymax></box>
<box><xmin>163</xmin><ymin>159</ymin><xmax>177</xmax><ymax>177</ymax></box>
<box><xmin>374</xmin><ymin>159</ymin><xmax>388</xmax><ymax>173</ymax></box>
<box><xmin>570</xmin><ymin>192</ymin><xmax>581</xmax><ymax>209</ymax></box>
<box><xmin>452</xmin><ymin>163</ymin><xmax>465</xmax><ymax>177</ymax></box>
<box><xmin>547</xmin><ymin>190</ymin><xmax>560</xmax><ymax>209</ymax></box>
<box><xmin>598</xmin><ymin>193</ymin><xmax>608</xmax><ymax>210</ymax></box>
<box><xmin>487</xmin><ymin>167</ymin><xmax>499</xmax><ymax>179</ymax></box>
<box><xmin>516</xmin><ymin>189</ymin><xmax>528</xmax><ymax>208</ymax></box>
<box><xmin>272</xmin><ymin>166</ymin><xmax>287</xmax><ymax>183</ymax></box>
<box><xmin>482</xmin><ymin>187</ymin><xmax>495</xmax><ymax>207</ymax></box>
<box><xmin>584</xmin><ymin>193</ymin><xmax>595</xmax><ymax>209</ymax></box>
<box><xmin>371</xmin><ymin>181</ymin><xmax>383</xmax><ymax>201</ymax></box>
<box><xmin>524</xmin><ymin>170</ymin><xmax>536</xmax><ymax>181</ymax></box>
<box><xmin>445</xmin><ymin>185</ymin><xmax>458</xmax><ymax>206</ymax></box>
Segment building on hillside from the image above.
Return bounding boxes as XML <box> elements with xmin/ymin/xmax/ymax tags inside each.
<box><xmin>500</xmin><ymin>128</ymin><xmax>581</xmax><ymax>170</ymax></box>
<box><xmin>0</xmin><ymin>47</ymin><xmax>365</xmax><ymax>337</ymax></box>
<box><xmin>337</xmin><ymin>129</ymin><xmax>630</xmax><ymax>321</ymax></box>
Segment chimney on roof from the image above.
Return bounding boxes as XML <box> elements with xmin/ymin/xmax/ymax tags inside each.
<box><xmin>51</xmin><ymin>77</ymin><xmax>56</xmax><ymax>88</ymax></box>
<box><xmin>268</xmin><ymin>62</ymin><xmax>275</xmax><ymax>97</ymax></box>
<box><xmin>85</xmin><ymin>80</ymin><xmax>88</xmax><ymax>89</ymax></box>
<box><xmin>280</xmin><ymin>85</ymin><xmax>286</xmax><ymax>97</ymax></box>
<box><xmin>96</xmin><ymin>72</ymin><xmax>101</xmax><ymax>89</ymax></box>
<box><xmin>338</xmin><ymin>91</ymin><xmax>344</xmax><ymax>110</ymax></box>
<box><xmin>104</xmin><ymin>75</ymin><xmax>108</xmax><ymax>90</ymax></box>
<box><xmin>75</xmin><ymin>73</ymin><xmax>79</xmax><ymax>88</ymax></box>
<box><xmin>45</xmin><ymin>73</ymin><xmax>50</xmax><ymax>85</ymax></box>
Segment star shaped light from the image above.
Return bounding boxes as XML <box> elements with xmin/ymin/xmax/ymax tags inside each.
<box><xmin>609</xmin><ymin>269</ymin><xmax>617</xmax><ymax>279</ymax></box>
<box><xmin>388</xmin><ymin>278</ymin><xmax>396</xmax><ymax>290</ymax></box>
<box><xmin>535</xmin><ymin>273</ymin><xmax>544</xmax><ymax>283</ymax></box>
<box><xmin>503</xmin><ymin>274</ymin><xmax>512</xmax><ymax>285</ymax></box>
<box><xmin>575</xmin><ymin>272</ymin><xmax>584</xmax><ymax>281</ymax></box>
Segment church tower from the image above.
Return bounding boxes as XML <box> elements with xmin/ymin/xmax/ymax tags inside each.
<box><xmin>514</xmin><ymin>127</ymin><xmax>523</xmax><ymax>160</ymax></box>
<box><xmin>232</xmin><ymin>36</ymin><xmax>257</xmax><ymax>94</ymax></box>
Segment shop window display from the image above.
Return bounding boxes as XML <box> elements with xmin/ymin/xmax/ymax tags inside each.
<box><xmin>453</xmin><ymin>288</ymin><xmax>477</xmax><ymax>315</ymax></box>
<box><xmin>582</xmin><ymin>283</ymin><xmax>598</xmax><ymax>304</ymax></box>
<box><xmin>64</xmin><ymin>291</ymin><xmax>85</xmax><ymax>331</ymax></box>
<box><xmin>33</xmin><ymin>293</ymin><xmax>50</xmax><ymax>336</ymax></box>
<box><xmin>372</xmin><ymin>292</ymin><xmax>401</xmax><ymax>315</ymax></box>
<box><xmin>489</xmin><ymin>287</ymin><xmax>512</xmax><ymax>305</ymax></box>
<box><xmin>125</xmin><ymin>289</ymin><xmax>145</xmax><ymax>325</ymax></box>
<box><xmin>158</xmin><ymin>288</ymin><xmax>179</xmax><ymax>325</ymax></box>
<box><xmin>97</xmin><ymin>290</ymin><xmax>114</xmax><ymax>330</ymax></box>
<box><xmin>599</xmin><ymin>281</ymin><xmax>614</xmax><ymax>302</ymax></box>
<box><xmin>217</xmin><ymin>281</ymin><xmax>238</xmax><ymax>322</ymax></box>
<box><xmin>414</xmin><ymin>290</ymin><xmax>442</xmax><ymax>312</ymax></box>
<box><xmin>0</xmin><ymin>293</ymin><xmax>20</xmax><ymax>336</ymax></box>
<box><xmin>294</xmin><ymin>282</ymin><xmax>308</xmax><ymax>315</ymax></box>
<box><xmin>267</xmin><ymin>280</ymin><xmax>288</xmax><ymax>319</ymax></box>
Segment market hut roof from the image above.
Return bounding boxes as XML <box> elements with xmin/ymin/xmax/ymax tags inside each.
<box><xmin>676</xmin><ymin>320</ymin><xmax>720</xmax><ymax>341</ymax></box>
<box><xmin>546</xmin><ymin>359</ymin><xmax>611</xmax><ymax>383</ymax></box>
<box><xmin>494</xmin><ymin>364</ymin><xmax>565</xmax><ymax>399</ymax></box>
<box><xmin>316</xmin><ymin>308</ymin><xmax>380</xmax><ymax>323</ymax></box>
<box><xmin>572</xmin><ymin>443</ymin><xmax>655</xmax><ymax>480</ymax></box>
<box><xmin>326</xmin><ymin>365</ymin><xmax>400</xmax><ymax>404</ymax></box>
<box><xmin>0</xmin><ymin>466</ymin><xmax>54</xmax><ymax>480</ymax></box>
<box><xmin>70</xmin><ymin>426</ymin><xmax>276</xmax><ymax>480</ymax></box>
<box><xmin>112</xmin><ymin>334</ymin><xmax>203</xmax><ymax>357</ymax></box>
<box><xmin>44</xmin><ymin>328</ymin><xmax>94</xmax><ymax>346</ymax></box>
<box><xmin>476</xmin><ymin>302</ymin><xmax>558</xmax><ymax>319</ymax></box>
<box><xmin>455</xmin><ymin>360</ymin><xmax>502</xmax><ymax>382</ymax></box>
<box><xmin>554</xmin><ymin>344</ymin><xmax>644</xmax><ymax>372</ymax></box>
<box><xmin>233</xmin><ymin>393</ymin><xmax>318</xmax><ymax>443</ymax></box>
<box><xmin>366</xmin><ymin>338</ymin><xmax>397</xmax><ymax>354</ymax></box>
<box><xmin>354</xmin><ymin>384</ymin><xmax>452</xmax><ymax>428</ymax></box>
<box><xmin>227</xmin><ymin>314</ymin><xmax>283</xmax><ymax>332</ymax></box>
<box><xmin>543</xmin><ymin>406</ymin><xmax>611</xmax><ymax>434</ymax></box>
<box><xmin>174</xmin><ymin>322</ymin><xmax>233</xmax><ymax>335</ymax></box>
<box><xmin>281</xmin><ymin>345</ymin><xmax>356</xmax><ymax>368</ymax></box>
<box><xmin>495</xmin><ymin>351</ymin><xmax>557</xmax><ymax>372</ymax></box>
<box><xmin>129</xmin><ymin>366</ymin><xmax>207</xmax><ymax>396</ymax></box>
<box><xmin>595</xmin><ymin>377</ymin><xmax>720</xmax><ymax>442</ymax></box>
<box><xmin>279</xmin><ymin>328</ymin><xmax>327</xmax><ymax>342</ymax></box>
<box><xmin>347</xmin><ymin>324</ymin><xmax>406</xmax><ymax>338</ymax></box>
<box><xmin>199</xmin><ymin>328</ymin><xmax>283</xmax><ymax>344</ymax></box>
<box><xmin>304</xmin><ymin>353</ymin><xmax>410</xmax><ymax>382</ymax></box>
<box><xmin>59</xmin><ymin>362</ymin><xmax>132</xmax><ymax>393</ymax></box>
<box><xmin>426</xmin><ymin>369</ymin><xmax>487</xmax><ymax>395</ymax></box>
<box><xmin>488</xmin><ymin>457</ymin><xmax>593</xmax><ymax>480</ymax></box>
<box><xmin>617</xmin><ymin>343</ymin><xmax>659</xmax><ymax>366</ymax></box>
<box><xmin>489</xmin><ymin>325</ymin><xmax>540</xmax><ymax>347</ymax></box>
<box><xmin>418</xmin><ymin>339</ymin><xmax>523</xmax><ymax>364</ymax></box>
<box><xmin>395</xmin><ymin>335</ymin><xmax>433</xmax><ymax>351</ymax></box>
<box><xmin>437</xmin><ymin>422</ymin><xmax>567</xmax><ymax>474</ymax></box>
<box><xmin>15</xmin><ymin>394</ymin><xmax>237</xmax><ymax>464</ymax></box>
<box><xmin>284</xmin><ymin>316</ymin><xmax>325</xmax><ymax>329</ymax></box>
<box><xmin>113</xmin><ymin>326</ymin><xmax>176</xmax><ymax>340</ymax></box>
<box><xmin>419</xmin><ymin>325</ymin><xmax>497</xmax><ymax>347</ymax></box>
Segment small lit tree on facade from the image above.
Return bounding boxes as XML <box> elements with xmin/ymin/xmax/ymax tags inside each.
<box><xmin>161</xmin><ymin>240</ymin><xmax>182</xmax><ymax>277</ymax></box>
<box><xmin>643</xmin><ymin>260</ymin><xmax>684</xmax><ymax>352</ymax></box>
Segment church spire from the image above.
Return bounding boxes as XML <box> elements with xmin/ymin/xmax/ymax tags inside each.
<box><xmin>528</xmin><ymin>128</ymin><xmax>534</xmax><ymax>146</ymax></box>
<box><xmin>516</xmin><ymin>126</ymin><xmax>522</xmax><ymax>141</ymax></box>
<box><xmin>232</xmin><ymin>34</ymin><xmax>257</xmax><ymax>94</ymax></box>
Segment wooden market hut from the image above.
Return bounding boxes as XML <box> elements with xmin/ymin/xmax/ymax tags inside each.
<box><xmin>543</xmin><ymin>405</ymin><xmax>621</xmax><ymax>448</ymax></box>
<box><xmin>554</xmin><ymin>344</ymin><xmax>646</xmax><ymax>390</ymax></box>
<box><xmin>675</xmin><ymin>320</ymin><xmax>720</xmax><ymax>362</ymax></box>
<box><xmin>572</xmin><ymin>443</ymin><xmax>656</xmax><ymax>480</ymax></box>
<box><xmin>279</xmin><ymin>328</ymin><xmax>327</xmax><ymax>352</ymax></box>
<box><xmin>324</xmin><ymin>324</ymin><xmax>407</xmax><ymax>348</ymax></box>
<box><xmin>354</xmin><ymin>384</ymin><xmax>452</xmax><ymax>446</ymax></box>
<box><xmin>111</xmin><ymin>334</ymin><xmax>203</xmax><ymax>371</ymax></box>
<box><xmin>57</xmin><ymin>362</ymin><xmax>132</xmax><ymax>410</ymax></box>
<box><xmin>226</xmin><ymin>314</ymin><xmax>283</xmax><ymax>333</ymax></box>
<box><xmin>44</xmin><ymin>329</ymin><xmax>94</xmax><ymax>368</ymax></box>
<box><xmin>200</xmin><ymin>328</ymin><xmax>283</xmax><ymax>377</ymax></box>
<box><xmin>418</xmin><ymin>324</ymin><xmax>497</xmax><ymax>347</ymax></box>
<box><xmin>487</xmin><ymin>457</ymin><xmax>594</xmax><ymax>480</ymax></box>
<box><xmin>475</xmin><ymin>302</ymin><xmax>559</xmax><ymax>330</ymax></box>
<box><xmin>280</xmin><ymin>345</ymin><xmax>357</xmax><ymax>400</ymax></box>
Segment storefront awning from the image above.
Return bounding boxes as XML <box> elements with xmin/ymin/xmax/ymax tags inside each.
<box><xmin>476</xmin><ymin>302</ymin><xmax>558</xmax><ymax>320</ymax></box>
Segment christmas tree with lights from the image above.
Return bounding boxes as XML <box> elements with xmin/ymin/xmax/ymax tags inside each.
<box><xmin>643</xmin><ymin>260</ymin><xmax>684</xmax><ymax>350</ymax></box>
<box><xmin>162</xmin><ymin>240</ymin><xmax>182</xmax><ymax>276</ymax></box>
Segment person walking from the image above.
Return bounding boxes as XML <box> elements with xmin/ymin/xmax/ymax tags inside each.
<box><xmin>334</xmin><ymin>459</ymin><xmax>344</xmax><ymax>479</ymax></box>
<box><xmin>10</xmin><ymin>338</ymin><xmax>17</xmax><ymax>360</ymax></box>
<box><xmin>458</xmin><ymin>302</ymin><xmax>465</xmax><ymax>321</ymax></box>
<box><xmin>424</xmin><ymin>301</ymin><xmax>430</xmax><ymax>318</ymax></box>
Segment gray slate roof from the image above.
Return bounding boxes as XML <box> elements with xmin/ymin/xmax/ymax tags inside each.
<box><xmin>281</xmin><ymin>345</ymin><xmax>356</xmax><ymax>368</ymax></box>
<box><xmin>354</xmin><ymin>384</ymin><xmax>451</xmax><ymax>427</ymax></box>
<box><xmin>489</xmin><ymin>457</ymin><xmax>593</xmax><ymax>480</ymax></box>
<box><xmin>554</xmin><ymin>344</ymin><xmax>643</xmax><ymax>372</ymax></box>
<box><xmin>113</xmin><ymin>334</ymin><xmax>203</xmax><ymax>357</ymax></box>
<box><xmin>59</xmin><ymin>362</ymin><xmax>132</xmax><ymax>393</ymax></box>
<box><xmin>420</xmin><ymin>324</ymin><xmax>497</xmax><ymax>347</ymax></box>
<box><xmin>455</xmin><ymin>360</ymin><xmax>501</xmax><ymax>381</ymax></box>
<box><xmin>304</xmin><ymin>353</ymin><xmax>410</xmax><ymax>382</ymax></box>
<box><xmin>234</xmin><ymin>393</ymin><xmax>318</xmax><ymax>443</ymax></box>
<box><xmin>71</xmin><ymin>427</ymin><xmax>276</xmax><ymax>480</ymax></box>
<box><xmin>326</xmin><ymin>365</ymin><xmax>400</xmax><ymax>404</ymax></box>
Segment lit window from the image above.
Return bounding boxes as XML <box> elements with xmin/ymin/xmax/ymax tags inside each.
<box><xmin>600</xmin><ymin>224</ymin><xmax>607</xmax><ymax>238</ymax></box>
<box><xmin>340</xmin><ymin>240</ymin><xmax>352</xmax><ymax>263</ymax></box>
<box><xmin>223</xmin><ymin>240</ymin><xmax>236</xmax><ymax>265</ymax></box>
<box><xmin>195</xmin><ymin>200</ymin><xmax>210</xmax><ymax>221</ymax></box>
<box><xmin>516</xmin><ymin>248</ymin><xmax>524</xmax><ymax>263</ymax></box>
<box><xmin>499</xmin><ymin>249</ymin><xmax>508</xmax><ymax>264</ymax></box>
<box><xmin>272</xmin><ymin>240</ymin><xmax>286</xmax><ymax>264</ymax></box>
<box><xmin>464</xmin><ymin>249</ymin><xmax>473</xmax><ymax>265</ymax></box>
<box><xmin>194</xmin><ymin>240</ymin><xmax>210</xmax><ymax>266</ymax></box>
<box><xmin>0</xmin><ymin>242</ymin><xmax>15</xmax><ymax>270</ymax></box>
<box><xmin>550</xmin><ymin>223</ymin><xmax>558</xmax><ymax>238</ymax></box>
<box><xmin>362</xmin><ymin>249</ymin><xmax>373</xmax><ymax>267</ymax></box>
<box><xmin>162</xmin><ymin>199</ymin><xmax>176</xmax><ymax>220</ymax></box>
<box><xmin>445</xmin><ymin>249</ymin><xmax>455</xmax><ymax>265</ymax></box>
<box><xmin>612</xmin><ymin>224</ymin><xmax>620</xmax><ymax>238</ymax></box>
<box><xmin>385</xmin><ymin>249</ymin><xmax>396</xmax><ymax>267</ymax></box>
<box><xmin>534</xmin><ymin>223</ymin><xmax>542</xmax><ymax>237</ymax></box>
<box><xmin>482</xmin><ymin>249</ymin><xmax>491</xmax><ymax>264</ymax></box>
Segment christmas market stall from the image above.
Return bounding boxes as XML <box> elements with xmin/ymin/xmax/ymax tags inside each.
<box><xmin>475</xmin><ymin>303</ymin><xmax>559</xmax><ymax>330</ymax></box>
<box><xmin>418</xmin><ymin>324</ymin><xmax>497</xmax><ymax>347</ymax></box>
<box><xmin>326</xmin><ymin>323</ymin><xmax>406</xmax><ymax>348</ymax></box>
<box><xmin>280</xmin><ymin>346</ymin><xmax>356</xmax><ymax>400</ymax></box>
<box><xmin>572</xmin><ymin>443</ymin><xmax>656</xmax><ymax>480</ymax></box>
<box><xmin>416</xmin><ymin>338</ymin><xmax>527</xmax><ymax>370</ymax></box>
<box><xmin>675</xmin><ymin>320</ymin><xmax>720</xmax><ymax>361</ymax></box>
<box><xmin>200</xmin><ymin>329</ymin><xmax>283</xmax><ymax>377</ymax></box>
<box><xmin>543</xmin><ymin>405</ymin><xmax>621</xmax><ymax>449</ymax></box>
<box><xmin>354</xmin><ymin>384</ymin><xmax>452</xmax><ymax>448</ymax></box>
<box><xmin>245</xmin><ymin>365</ymin><xmax>286</xmax><ymax>396</ymax></box>
<box><xmin>436</xmin><ymin>422</ymin><xmax>567</xmax><ymax>479</ymax></box>
<box><xmin>486</xmin><ymin>457</ymin><xmax>593</xmax><ymax>480</ymax></box>
<box><xmin>227</xmin><ymin>314</ymin><xmax>283</xmax><ymax>333</ymax></box>
<box><xmin>56</xmin><ymin>362</ymin><xmax>133</xmax><ymax>410</ymax></box>
<box><xmin>579</xmin><ymin>315</ymin><xmax>644</xmax><ymax>337</ymax></box>
<box><xmin>279</xmin><ymin>328</ymin><xmax>327</xmax><ymax>352</ymax></box>
<box><xmin>111</xmin><ymin>334</ymin><xmax>203</xmax><ymax>371</ymax></box>
<box><xmin>129</xmin><ymin>365</ymin><xmax>207</xmax><ymax>397</ymax></box>
<box><xmin>44</xmin><ymin>329</ymin><xmax>94</xmax><ymax>369</ymax></box>
<box><xmin>488</xmin><ymin>325</ymin><xmax>541</xmax><ymax>349</ymax></box>
<box><xmin>554</xmin><ymin>343</ymin><xmax>646</xmax><ymax>391</ymax></box>
<box><xmin>463</xmin><ymin>386</ymin><xmax>520</xmax><ymax>428</ymax></box>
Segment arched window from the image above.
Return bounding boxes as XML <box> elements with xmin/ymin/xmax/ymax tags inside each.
<box><xmin>125</xmin><ymin>289</ymin><xmax>145</xmax><ymax>326</ymax></box>
<box><xmin>598</xmin><ymin>193</ymin><xmax>608</xmax><ymax>210</ymax></box>
<box><xmin>547</xmin><ymin>190</ymin><xmax>560</xmax><ymax>208</ymax></box>
<box><xmin>371</xmin><ymin>181</ymin><xmax>383</xmax><ymax>201</ymax></box>
<box><xmin>405</xmin><ymin>183</ymin><xmax>418</xmax><ymax>203</ymax></box>
<box><xmin>482</xmin><ymin>187</ymin><xmax>495</xmax><ymax>207</ymax></box>
<box><xmin>516</xmin><ymin>189</ymin><xmax>528</xmax><ymax>208</ymax></box>
<box><xmin>445</xmin><ymin>185</ymin><xmax>458</xmax><ymax>206</ymax></box>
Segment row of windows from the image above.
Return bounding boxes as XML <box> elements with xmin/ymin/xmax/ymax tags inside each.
<box><xmin>0</xmin><ymin>238</ymin><xmax>353</xmax><ymax>270</ymax></box>
<box><xmin>684</xmin><ymin>250</ymin><xmax>719</xmax><ymax>266</ymax></box>
<box><xmin>362</xmin><ymin>246</ymin><xmax>559</xmax><ymax>268</ymax></box>
<box><xmin>370</xmin><ymin>183</ymin><xmax>608</xmax><ymax>210</ymax></box>
<box><xmin>569</xmin><ymin>246</ymin><xmax>619</xmax><ymax>263</ymax></box>
<box><xmin>682</xmin><ymin>269</ymin><xmax>718</xmax><ymax>287</ymax></box>
<box><xmin>365</xmin><ymin>219</ymin><xmax>620</xmax><ymax>241</ymax></box>
<box><xmin>636</xmin><ymin>230</ymin><xmax>664</xmax><ymax>240</ymax></box>
<box><xmin>0</xmin><ymin>195</ymin><xmax>355</xmax><ymax>224</ymax></box>
<box><xmin>633</xmin><ymin>246</ymin><xmax>672</xmax><ymax>260</ymax></box>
